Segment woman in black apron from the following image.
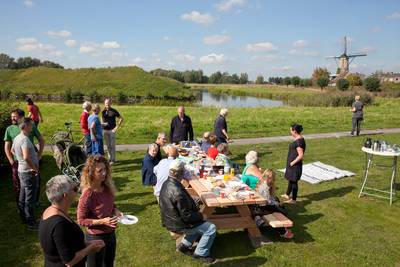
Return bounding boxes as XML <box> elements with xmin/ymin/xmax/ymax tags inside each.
<box><xmin>282</xmin><ymin>124</ymin><xmax>306</xmax><ymax>204</ymax></box>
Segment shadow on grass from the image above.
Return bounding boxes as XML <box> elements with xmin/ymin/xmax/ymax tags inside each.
<box><xmin>212</xmin><ymin>231</ymin><xmax>256</xmax><ymax>258</ymax></box>
<box><xmin>213</xmin><ymin>256</ymin><xmax>267</xmax><ymax>267</ymax></box>
<box><xmin>115</xmin><ymin>192</ymin><xmax>152</xmax><ymax>202</ymax></box>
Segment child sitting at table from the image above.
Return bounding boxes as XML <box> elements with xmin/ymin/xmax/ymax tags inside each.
<box><xmin>253</xmin><ymin>169</ymin><xmax>294</xmax><ymax>239</ymax></box>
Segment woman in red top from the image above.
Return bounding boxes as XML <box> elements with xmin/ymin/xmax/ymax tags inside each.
<box><xmin>27</xmin><ymin>98</ymin><xmax>43</xmax><ymax>126</ymax></box>
<box><xmin>207</xmin><ymin>134</ymin><xmax>219</xmax><ymax>160</ymax></box>
<box><xmin>77</xmin><ymin>155</ymin><xmax>122</xmax><ymax>267</ymax></box>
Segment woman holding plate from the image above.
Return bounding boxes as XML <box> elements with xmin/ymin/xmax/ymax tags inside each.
<box><xmin>78</xmin><ymin>155</ymin><xmax>122</xmax><ymax>267</ymax></box>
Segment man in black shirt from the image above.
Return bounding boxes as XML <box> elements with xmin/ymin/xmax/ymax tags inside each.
<box><xmin>170</xmin><ymin>106</ymin><xmax>194</xmax><ymax>144</ymax></box>
<box><xmin>101</xmin><ymin>98</ymin><xmax>123</xmax><ymax>164</ymax></box>
<box><xmin>350</xmin><ymin>95</ymin><xmax>364</xmax><ymax>136</ymax></box>
<box><xmin>214</xmin><ymin>108</ymin><xmax>229</xmax><ymax>143</ymax></box>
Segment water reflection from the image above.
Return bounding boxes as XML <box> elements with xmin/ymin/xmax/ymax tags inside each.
<box><xmin>196</xmin><ymin>90</ymin><xmax>284</xmax><ymax>108</ymax></box>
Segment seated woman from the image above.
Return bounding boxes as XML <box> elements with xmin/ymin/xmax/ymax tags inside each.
<box><xmin>200</xmin><ymin>132</ymin><xmax>211</xmax><ymax>153</ymax></box>
<box><xmin>215</xmin><ymin>143</ymin><xmax>231</xmax><ymax>167</ymax></box>
<box><xmin>254</xmin><ymin>169</ymin><xmax>293</xmax><ymax>239</ymax></box>
<box><xmin>241</xmin><ymin>150</ymin><xmax>263</xmax><ymax>189</ymax></box>
<box><xmin>39</xmin><ymin>175</ymin><xmax>105</xmax><ymax>267</ymax></box>
<box><xmin>206</xmin><ymin>134</ymin><xmax>218</xmax><ymax>160</ymax></box>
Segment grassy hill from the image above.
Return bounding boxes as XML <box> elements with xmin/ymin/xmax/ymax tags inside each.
<box><xmin>0</xmin><ymin>66</ymin><xmax>190</xmax><ymax>98</ymax></box>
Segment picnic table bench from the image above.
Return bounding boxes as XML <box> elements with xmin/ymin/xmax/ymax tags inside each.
<box><xmin>188</xmin><ymin>177</ymin><xmax>271</xmax><ymax>248</ymax></box>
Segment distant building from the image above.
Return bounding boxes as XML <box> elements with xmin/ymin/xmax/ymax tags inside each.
<box><xmin>378</xmin><ymin>73</ymin><xmax>400</xmax><ymax>83</ymax></box>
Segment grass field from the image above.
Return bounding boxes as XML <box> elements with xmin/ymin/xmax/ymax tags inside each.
<box><xmin>1</xmin><ymin>133</ymin><xmax>400</xmax><ymax>266</ymax></box>
<box><xmin>0</xmin><ymin>66</ymin><xmax>189</xmax><ymax>98</ymax></box>
<box><xmin>5</xmin><ymin>97</ymin><xmax>400</xmax><ymax>144</ymax></box>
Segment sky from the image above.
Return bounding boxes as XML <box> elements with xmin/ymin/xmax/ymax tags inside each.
<box><xmin>1</xmin><ymin>0</ymin><xmax>399</xmax><ymax>79</ymax></box>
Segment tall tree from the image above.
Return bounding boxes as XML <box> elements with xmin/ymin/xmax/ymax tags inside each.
<box><xmin>239</xmin><ymin>73</ymin><xmax>248</xmax><ymax>84</ymax></box>
<box><xmin>255</xmin><ymin>75</ymin><xmax>264</xmax><ymax>84</ymax></box>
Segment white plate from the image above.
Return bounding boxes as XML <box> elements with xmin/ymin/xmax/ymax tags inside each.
<box><xmin>118</xmin><ymin>215</ymin><xmax>138</xmax><ymax>225</ymax></box>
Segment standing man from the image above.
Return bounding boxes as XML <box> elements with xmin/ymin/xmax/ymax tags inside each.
<box><xmin>80</xmin><ymin>101</ymin><xmax>92</xmax><ymax>155</ymax></box>
<box><xmin>214</xmin><ymin>108</ymin><xmax>229</xmax><ymax>144</ymax></box>
<box><xmin>350</xmin><ymin>95</ymin><xmax>364</xmax><ymax>136</ymax></box>
<box><xmin>11</xmin><ymin>118</ymin><xmax>39</xmax><ymax>230</ymax></box>
<box><xmin>170</xmin><ymin>106</ymin><xmax>194</xmax><ymax>144</ymax></box>
<box><xmin>102</xmin><ymin>98</ymin><xmax>123</xmax><ymax>164</ymax></box>
<box><xmin>89</xmin><ymin>104</ymin><xmax>104</xmax><ymax>155</ymax></box>
<box><xmin>4</xmin><ymin>108</ymin><xmax>44</xmax><ymax>210</ymax></box>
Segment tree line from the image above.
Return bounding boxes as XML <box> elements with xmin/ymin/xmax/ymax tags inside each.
<box><xmin>0</xmin><ymin>53</ymin><xmax>63</xmax><ymax>69</ymax></box>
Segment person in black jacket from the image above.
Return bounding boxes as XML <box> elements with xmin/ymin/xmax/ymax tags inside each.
<box><xmin>170</xmin><ymin>106</ymin><xmax>194</xmax><ymax>144</ymax></box>
<box><xmin>214</xmin><ymin>108</ymin><xmax>229</xmax><ymax>144</ymax></box>
<box><xmin>159</xmin><ymin>160</ymin><xmax>216</xmax><ymax>264</ymax></box>
<box><xmin>141</xmin><ymin>143</ymin><xmax>159</xmax><ymax>186</ymax></box>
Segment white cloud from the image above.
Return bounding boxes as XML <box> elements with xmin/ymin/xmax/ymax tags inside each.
<box><xmin>65</xmin><ymin>39</ymin><xmax>77</xmax><ymax>47</ymax></box>
<box><xmin>250</xmin><ymin>54</ymin><xmax>279</xmax><ymax>61</ymax></box>
<box><xmin>16</xmin><ymin>37</ymin><xmax>63</xmax><ymax>57</ymax></box>
<box><xmin>293</xmin><ymin>40</ymin><xmax>307</xmax><ymax>48</ymax></box>
<box><xmin>174</xmin><ymin>53</ymin><xmax>196</xmax><ymax>62</ymax></box>
<box><xmin>199</xmin><ymin>53</ymin><xmax>226</xmax><ymax>64</ymax></box>
<box><xmin>46</xmin><ymin>30</ymin><xmax>71</xmax><ymax>38</ymax></box>
<box><xmin>181</xmin><ymin>11</ymin><xmax>215</xmax><ymax>26</ymax></box>
<box><xmin>48</xmin><ymin>50</ymin><xmax>64</xmax><ymax>57</ymax></box>
<box><xmin>358</xmin><ymin>46</ymin><xmax>376</xmax><ymax>54</ymax></box>
<box><xmin>245</xmin><ymin>42</ymin><xmax>278</xmax><ymax>52</ymax></box>
<box><xmin>23</xmin><ymin>0</ymin><xmax>34</xmax><ymax>7</ymax></box>
<box><xmin>282</xmin><ymin>66</ymin><xmax>292</xmax><ymax>71</ymax></box>
<box><xmin>215</xmin><ymin>0</ymin><xmax>246</xmax><ymax>11</ymax></box>
<box><xmin>203</xmin><ymin>34</ymin><xmax>231</xmax><ymax>45</ymax></box>
<box><xmin>132</xmin><ymin>57</ymin><xmax>146</xmax><ymax>64</ymax></box>
<box><xmin>16</xmin><ymin>37</ymin><xmax>37</xmax><ymax>44</ymax></box>
<box><xmin>387</xmin><ymin>11</ymin><xmax>400</xmax><ymax>19</ymax></box>
<box><xmin>371</xmin><ymin>26</ymin><xmax>381</xmax><ymax>33</ymax></box>
<box><xmin>102</xmin><ymin>41</ymin><xmax>120</xmax><ymax>49</ymax></box>
<box><xmin>79</xmin><ymin>45</ymin><xmax>97</xmax><ymax>54</ymax></box>
<box><xmin>289</xmin><ymin>49</ymin><xmax>320</xmax><ymax>57</ymax></box>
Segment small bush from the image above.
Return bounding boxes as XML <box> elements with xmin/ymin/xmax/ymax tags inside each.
<box><xmin>117</xmin><ymin>91</ymin><xmax>127</xmax><ymax>103</ymax></box>
<box><xmin>64</xmin><ymin>89</ymin><xmax>72</xmax><ymax>102</ymax></box>
<box><xmin>14</xmin><ymin>91</ymin><xmax>27</xmax><ymax>100</ymax></box>
<box><xmin>0</xmin><ymin>88</ymin><xmax>12</xmax><ymax>100</ymax></box>
<box><xmin>364</xmin><ymin>77</ymin><xmax>381</xmax><ymax>92</ymax></box>
<box><xmin>71</xmin><ymin>90</ymin><xmax>84</xmax><ymax>101</ymax></box>
<box><xmin>88</xmin><ymin>90</ymin><xmax>100</xmax><ymax>102</ymax></box>
<box><xmin>337</xmin><ymin>79</ymin><xmax>350</xmax><ymax>91</ymax></box>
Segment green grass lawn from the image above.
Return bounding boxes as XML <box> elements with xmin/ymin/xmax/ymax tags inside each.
<box><xmin>1</xmin><ymin>133</ymin><xmax>400</xmax><ymax>266</ymax></box>
<box><xmin>7</xmin><ymin>97</ymin><xmax>400</xmax><ymax>144</ymax></box>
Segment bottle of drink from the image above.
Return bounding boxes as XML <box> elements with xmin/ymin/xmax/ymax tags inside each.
<box><xmin>230</xmin><ymin>167</ymin><xmax>235</xmax><ymax>177</ymax></box>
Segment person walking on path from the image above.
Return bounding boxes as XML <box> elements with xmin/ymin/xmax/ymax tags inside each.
<box><xmin>101</xmin><ymin>98</ymin><xmax>123</xmax><ymax>164</ymax></box>
<box><xmin>214</xmin><ymin>108</ymin><xmax>229</xmax><ymax>144</ymax></box>
<box><xmin>89</xmin><ymin>104</ymin><xmax>104</xmax><ymax>155</ymax></box>
<box><xmin>80</xmin><ymin>101</ymin><xmax>92</xmax><ymax>155</ymax></box>
<box><xmin>11</xmin><ymin>117</ymin><xmax>40</xmax><ymax>230</ymax></box>
<box><xmin>170</xmin><ymin>106</ymin><xmax>194</xmax><ymax>144</ymax></box>
<box><xmin>26</xmin><ymin>98</ymin><xmax>43</xmax><ymax>127</ymax></box>
<box><xmin>282</xmin><ymin>123</ymin><xmax>306</xmax><ymax>205</ymax></box>
<box><xmin>350</xmin><ymin>95</ymin><xmax>364</xmax><ymax>136</ymax></box>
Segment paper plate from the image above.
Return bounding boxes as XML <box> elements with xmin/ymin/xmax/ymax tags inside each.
<box><xmin>118</xmin><ymin>215</ymin><xmax>138</xmax><ymax>225</ymax></box>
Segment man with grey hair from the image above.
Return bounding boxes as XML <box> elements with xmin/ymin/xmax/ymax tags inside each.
<box><xmin>11</xmin><ymin>117</ymin><xmax>39</xmax><ymax>230</ymax></box>
<box><xmin>159</xmin><ymin>159</ymin><xmax>216</xmax><ymax>264</ymax></box>
<box><xmin>214</xmin><ymin>108</ymin><xmax>229</xmax><ymax>144</ymax></box>
<box><xmin>141</xmin><ymin>143</ymin><xmax>159</xmax><ymax>186</ymax></box>
<box><xmin>80</xmin><ymin>101</ymin><xmax>92</xmax><ymax>155</ymax></box>
<box><xmin>170</xmin><ymin>106</ymin><xmax>194</xmax><ymax>144</ymax></box>
<box><xmin>153</xmin><ymin>146</ymin><xmax>192</xmax><ymax>201</ymax></box>
<box><xmin>154</xmin><ymin>132</ymin><xmax>168</xmax><ymax>164</ymax></box>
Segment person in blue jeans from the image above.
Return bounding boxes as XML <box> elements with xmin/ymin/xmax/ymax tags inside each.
<box><xmin>159</xmin><ymin>160</ymin><xmax>216</xmax><ymax>264</ymax></box>
<box><xmin>88</xmin><ymin>104</ymin><xmax>104</xmax><ymax>155</ymax></box>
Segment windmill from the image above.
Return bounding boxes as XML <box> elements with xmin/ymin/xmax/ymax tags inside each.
<box><xmin>326</xmin><ymin>36</ymin><xmax>367</xmax><ymax>74</ymax></box>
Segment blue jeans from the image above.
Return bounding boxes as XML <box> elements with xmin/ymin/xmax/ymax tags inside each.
<box><xmin>92</xmin><ymin>139</ymin><xmax>104</xmax><ymax>155</ymax></box>
<box><xmin>18</xmin><ymin>171</ymin><xmax>37</xmax><ymax>225</ymax></box>
<box><xmin>181</xmin><ymin>221</ymin><xmax>216</xmax><ymax>257</ymax></box>
<box><xmin>85</xmin><ymin>134</ymin><xmax>92</xmax><ymax>155</ymax></box>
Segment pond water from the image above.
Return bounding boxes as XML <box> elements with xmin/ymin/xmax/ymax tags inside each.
<box><xmin>195</xmin><ymin>90</ymin><xmax>284</xmax><ymax>108</ymax></box>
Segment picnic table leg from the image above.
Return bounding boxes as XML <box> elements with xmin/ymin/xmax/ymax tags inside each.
<box><xmin>390</xmin><ymin>156</ymin><xmax>397</xmax><ymax>205</ymax></box>
<box><xmin>236</xmin><ymin>206</ymin><xmax>270</xmax><ymax>248</ymax></box>
<box><xmin>359</xmin><ymin>153</ymin><xmax>372</xmax><ymax>198</ymax></box>
<box><xmin>201</xmin><ymin>206</ymin><xmax>215</xmax><ymax>218</ymax></box>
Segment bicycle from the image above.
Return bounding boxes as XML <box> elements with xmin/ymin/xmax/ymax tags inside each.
<box><xmin>50</xmin><ymin>121</ymin><xmax>84</xmax><ymax>149</ymax></box>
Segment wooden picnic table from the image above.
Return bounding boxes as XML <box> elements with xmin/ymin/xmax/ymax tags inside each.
<box><xmin>187</xmin><ymin>177</ymin><xmax>270</xmax><ymax>248</ymax></box>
